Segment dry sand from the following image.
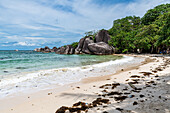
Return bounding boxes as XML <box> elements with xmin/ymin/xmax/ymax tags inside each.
<box><xmin>0</xmin><ymin>55</ymin><xmax>169</xmax><ymax>113</ymax></box>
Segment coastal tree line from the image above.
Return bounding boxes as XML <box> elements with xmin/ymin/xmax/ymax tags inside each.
<box><xmin>71</xmin><ymin>3</ymin><xmax>170</xmax><ymax>54</ymax></box>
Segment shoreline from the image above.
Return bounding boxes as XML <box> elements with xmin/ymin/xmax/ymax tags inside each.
<box><xmin>0</xmin><ymin>54</ymin><xmax>169</xmax><ymax>113</ymax></box>
<box><xmin>0</xmin><ymin>55</ymin><xmax>140</xmax><ymax>98</ymax></box>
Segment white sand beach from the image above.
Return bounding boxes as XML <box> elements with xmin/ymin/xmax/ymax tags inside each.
<box><xmin>0</xmin><ymin>55</ymin><xmax>169</xmax><ymax>113</ymax></box>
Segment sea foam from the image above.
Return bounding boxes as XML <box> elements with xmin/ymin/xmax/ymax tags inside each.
<box><xmin>0</xmin><ymin>56</ymin><xmax>144</xmax><ymax>98</ymax></box>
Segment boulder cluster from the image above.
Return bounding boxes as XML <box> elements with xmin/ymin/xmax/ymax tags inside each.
<box><xmin>34</xmin><ymin>30</ymin><xmax>115</xmax><ymax>55</ymax></box>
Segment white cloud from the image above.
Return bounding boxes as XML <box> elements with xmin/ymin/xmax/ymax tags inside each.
<box><xmin>0</xmin><ymin>0</ymin><xmax>169</xmax><ymax>49</ymax></box>
<box><xmin>13</xmin><ymin>42</ymin><xmax>37</xmax><ymax>46</ymax></box>
<box><xmin>24</xmin><ymin>37</ymin><xmax>46</xmax><ymax>40</ymax></box>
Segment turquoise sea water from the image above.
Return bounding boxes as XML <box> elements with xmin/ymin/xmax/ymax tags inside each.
<box><xmin>0</xmin><ymin>50</ymin><xmax>144</xmax><ymax>97</ymax></box>
<box><xmin>0</xmin><ymin>50</ymin><xmax>122</xmax><ymax>77</ymax></box>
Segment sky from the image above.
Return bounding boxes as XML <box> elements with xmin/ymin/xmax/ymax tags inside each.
<box><xmin>0</xmin><ymin>0</ymin><xmax>169</xmax><ymax>50</ymax></box>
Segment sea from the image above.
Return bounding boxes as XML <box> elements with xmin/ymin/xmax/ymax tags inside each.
<box><xmin>0</xmin><ymin>50</ymin><xmax>144</xmax><ymax>98</ymax></box>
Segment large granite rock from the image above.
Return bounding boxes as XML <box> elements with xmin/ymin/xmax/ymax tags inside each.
<box><xmin>55</xmin><ymin>45</ymin><xmax>75</xmax><ymax>54</ymax></box>
<box><xmin>82</xmin><ymin>36</ymin><xmax>94</xmax><ymax>54</ymax></box>
<box><xmin>74</xmin><ymin>30</ymin><xmax>113</xmax><ymax>55</ymax></box>
<box><xmin>52</xmin><ymin>47</ymin><xmax>57</xmax><ymax>52</ymax></box>
<box><xmin>88</xmin><ymin>42</ymin><xmax>115</xmax><ymax>55</ymax></box>
<box><xmin>75</xmin><ymin>36</ymin><xmax>94</xmax><ymax>54</ymax></box>
<box><xmin>95</xmin><ymin>30</ymin><xmax>110</xmax><ymax>43</ymax></box>
<box><xmin>75</xmin><ymin>37</ymin><xmax>86</xmax><ymax>54</ymax></box>
<box><xmin>35</xmin><ymin>29</ymin><xmax>115</xmax><ymax>55</ymax></box>
<box><xmin>34</xmin><ymin>46</ymin><xmax>51</xmax><ymax>53</ymax></box>
<box><xmin>44</xmin><ymin>46</ymin><xmax>51</xmax><ymax>53</ymax></box>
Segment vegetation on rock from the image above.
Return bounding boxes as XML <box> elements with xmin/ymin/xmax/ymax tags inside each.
<box><xmin>71</xmin><ymin>42</ymin><xmax>79</xmax><ymax>49</ymax></box>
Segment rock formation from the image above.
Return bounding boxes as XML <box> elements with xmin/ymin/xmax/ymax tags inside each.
<box><xmin>74</xmin><ymin>30</ymin><xmax>114</xmax><ymax>55</ymax></box>
<box><xmin>95</xmin><ymin>29</ymin><xmax>111</xmax><ymax>44</ymax></box>
<box><xmin>88</xmin><ymin>42</ymin><xmax>115</xmax><ymax>55</ymax></box>
<box><xmin>56</xmin><ymin>45</ymin><xmax>75</xmax><ymax>54</ymax></box>
<box><xmin>34</xmin><ymin>46</ymin><xmax>57</xmax><ymax>53</ymax></box>
<box><xmin>34</xmin><ymin>30</ymin><xmax>115</xmax><ymax>55</ymax></box>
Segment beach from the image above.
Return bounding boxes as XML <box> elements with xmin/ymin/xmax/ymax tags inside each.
<box><xmin>0</xmin><ymin>54</ymin><xmax>169</xmax><ymax>113</ymax></box>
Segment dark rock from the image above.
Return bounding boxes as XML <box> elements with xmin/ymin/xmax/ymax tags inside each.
<box><xmin>44</xmin><ymin>46</ymin><xmax>51</xmax><ymax>53</ymax></box>
<box><xmin>56</xmin><ymin>47</ymin><xmax>66</xmax><ymax>54</ymax></box>
<box><xmin>133</xmin><ymin>101</ymin><xmax>138</xmax><ymax>105</ymax></box>
<box><xmin>56</xmin><ymin>106</ymin><xmax>69</xmax><ymax>113</ymax></box>
<box><xmin>104</xmin><ymin>91</ymin><xmax>122</xmax><ymax>96</ymax></box>
<box><xmin>114</xmin><ymin>96</ymin><xmax>127</xmax><ymax>101</ymax></box>
<box><xmin>124</xmin><ymin>92</ymin><xmax>131</xmax><ymax>95</ymax></box>
<box><xmin>139</xmin><ymin>72</ymin><xmax>153</xmax><ymax>76</ymax></box>
<box><xmin>52</xmin><ymin>47</ymin><xmax>57</xmax><ymax>52</ymax></box>
<box><xmin>99</xmin><ymin>84</ymin><xmax>112</xmax><ymax>88</ymax></box>
<box><xmin>130</xmin><ymin>75</ymin><xmax>140</xmax><ymax>78</ymax></box>
<box><xmin>35</xmin><ymin>29</ymin><xmax>116</xmax><ymax>55</ymax></box>
<box><xmin>55</xmin><ymin>45</ymin><xmax>75</xmax><ymax>54</ymax></box>
<box><xmin>129</xmin><ymin>95</ymin><xmax>135</xmax><ymax>98</ymax></box>
<box><xmin>88</xmin><ymin>42</ymin><xmax>115</xmax><ymax>55</ymax></box>
<box><xmin>116</xmin><ymin>108</ymin><xmax>123</xmax><ymax>111</ymax></box>
<box><xmin>75</xmin><ymin>37</ymin><xmax>86</xmax><ymax>54</ymax></box>
<box><xmin>92</xmin><ymin>98</ymin><xmax>110</xmax><ymax>106</ymax></box>
<box><xmin>112</xmin><ymin>83</ymin><xmax>120</xmax><ymax>89</ymax></box>
<box><xmin>82</xmin><ymin>36</ymin><xmax>94</xmax><ymax>54</ymax></box>
<box><xmin>139</xmin><ymin>94</ymin><xmax>145</xmax><ymax>98</ymax></box>
<box><xmin>65</xmin><ymin>45</ymin><xmax>75</xmax><ymax>54</ymax></box>
<box><xmin>34</xmin><ymin>46</ymin><xmax>51</xmax><ymax>53</ymax></box>
<box><xmin>95</xmin><ymin>30</ymin><xmax>110</xmax><ymax>43</ymax></box>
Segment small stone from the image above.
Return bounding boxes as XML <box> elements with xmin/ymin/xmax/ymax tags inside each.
<box><xmin>133</xmin><ymin>101</ymin><xmax>138</xmax><ymax>105</ymax></box>
<box><xmin>103</xmin><ymin>111</ymin><xmax>108</xmax><ymax>113</ymax></box>
<box><xmin>116</xmin><ymin>108</ymin><xmax>123</xmax><ymax>111</ymax></box>
<box><xmin>139</xmin><ymin>95</ymin><xmax>145</xmax><ymax>98</ymax></box>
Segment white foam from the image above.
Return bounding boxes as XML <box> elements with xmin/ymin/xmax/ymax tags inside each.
<box><xmin>0</xmin><ymin>56</ymin><xmax>144</xmax><ymax>97</ymax></box>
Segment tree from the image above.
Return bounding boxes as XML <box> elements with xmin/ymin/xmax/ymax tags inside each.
<box><xmin>108</xmin><ymin>16</ymin><xmax>142</xmax><ymax>53</ymax></box>
<box><xmin>135</xmin><ymin>24</ymin><xmax>159</xmax><ymax>53</ymax></box>
<box><xmin>141</xmin><ymin>4</ymin><xmax>170</xmax><ymax>25</ymax></box>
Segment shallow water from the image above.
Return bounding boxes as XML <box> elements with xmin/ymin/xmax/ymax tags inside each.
<box><xmin>0</xmin><ymin>50</ymin><xmax>122</xmax><ymax>76</ymax></box>
<box><xmin>0</xmin><ymin>50</ymin><xmax>144</xmax><ymax>98</ymax></box>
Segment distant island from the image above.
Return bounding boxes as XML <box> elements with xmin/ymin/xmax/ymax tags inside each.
<box><xmin>34</xmin><ymin>3</ymin><xmax>169</xmax><ymax>55</ymax></box>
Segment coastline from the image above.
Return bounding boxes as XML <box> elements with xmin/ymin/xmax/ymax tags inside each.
<box><xmin>0</xmin><ymin>55</ymin><xmax>139</xmax><ymax>98</ymax></box>
<box><xmin>0</xmin><ymin>54</ymin><xmax>169</xmax><ymax>113</ymax></box>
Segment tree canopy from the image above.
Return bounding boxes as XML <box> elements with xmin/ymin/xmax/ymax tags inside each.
<box><xmin>108</xmin><ymin>3</ymin><xmax>170</xmax><ymax>53</ymax></box>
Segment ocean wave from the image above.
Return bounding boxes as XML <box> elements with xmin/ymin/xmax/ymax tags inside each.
<box><xmin>0</xmin><ymin>56</ymin><xmax>144</xmax><ymax>97</ymax></box>
<box><xmin>0</xmin><ymin>56</ymin><xmax>134</xmax><ymax>86</ymax></box>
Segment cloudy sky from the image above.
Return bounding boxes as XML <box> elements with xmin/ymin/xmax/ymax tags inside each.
<box><xmin>0</xmin><ymin>0</ymin><xmax>169</xmax><ymax>50</ymax></box>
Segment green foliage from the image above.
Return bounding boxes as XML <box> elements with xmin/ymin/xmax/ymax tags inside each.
<box><xmin>108</xmin><ymin>3</ymin><xmax>170</xmax><ymax>53</ymax></box>
<box><xmin>154</xmin><ymin>12</ymin><xmax>170</xmax><ymax>47</ymax></box>
<box><xmin>84</xmin><ymin>30</ymin><xmax>98</xmax><ymax>42</ymax></box>
<box><xmin>142</xmin><ymin>4</ymin><xmax>170</xmax><ymax>25</ymax></box>
<box><xmin>122</xmin><ymin>49</ymin><xmax>128</xmax><ymax>53</ymax></box>
<box><xmin>85</xmin><ymin>30</ymin><xmax>98</xmax><ymax>36</ymax></box>
<box><xmin>71</xmin><ymin>42</ymin><xmax>78</xmax><ymax>48</ymax></box>
<box><xmin>108</xmin><ymin>16</ymin><xmax>142</xmax><ymax>53</ymax></box>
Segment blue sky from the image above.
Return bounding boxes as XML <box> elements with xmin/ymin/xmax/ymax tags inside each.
<box><xmin>0</xmin><ymin>0</ymin><xmax>169</xmax><ymax>50</ymax></box>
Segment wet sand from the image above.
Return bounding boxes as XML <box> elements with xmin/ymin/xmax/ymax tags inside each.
<box><xmin>0</xmin><ymin>55</ymin><xmax>169</xmax><ymax>113</ymax></box>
